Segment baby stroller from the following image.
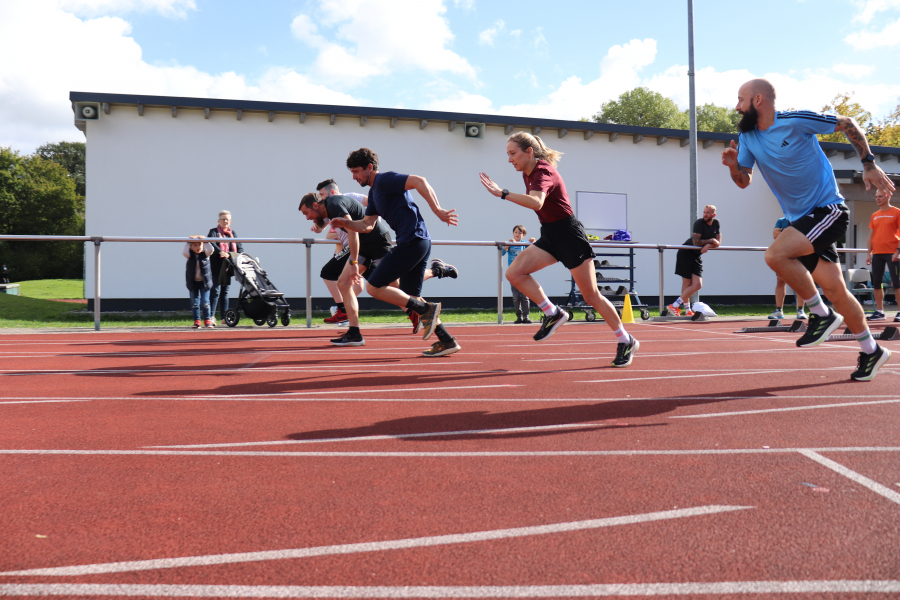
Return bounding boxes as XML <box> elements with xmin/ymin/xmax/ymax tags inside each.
<box><xmin>222</xmin><ymin>253</ymin><xmax>291</xmax><ymax>327</ymax></box>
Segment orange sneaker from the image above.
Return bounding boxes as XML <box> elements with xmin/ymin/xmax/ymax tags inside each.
<box><xmin>665</xmin><ymin>304</ymin><xmax>681</xmax><ymax>317</ymax></box>
<box><xmin>684</xmin><ymin>308</ymin><xmax>695</xmax><ymax>317</ymax></box>
<box><xmin>192</xmin><ymin>320</ymin><xmax>201</xmax><ymax>329</ymax></box>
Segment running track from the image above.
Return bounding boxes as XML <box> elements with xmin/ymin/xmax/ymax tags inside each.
<box><xmin>1</xmin><ymin>319</ymin><xmax>899</xmax><ymax>599</ymax></box>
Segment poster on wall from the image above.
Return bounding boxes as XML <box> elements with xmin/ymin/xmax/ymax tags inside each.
<box><xmin>575</xmin><ymin>191</ymin><xmax>627</xmax><ymax>232</ymax></box>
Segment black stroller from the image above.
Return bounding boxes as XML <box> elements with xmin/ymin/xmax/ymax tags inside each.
<box><xmin>222</xmin><ymin>253</ymin><xmax>291</xmax><ymax>327</ymax></box>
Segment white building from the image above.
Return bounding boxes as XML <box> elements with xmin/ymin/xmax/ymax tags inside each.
<box><xmin>71</xmin><ymin>92</ymin><xmax>900</xmax><ymax>311</ymax></box>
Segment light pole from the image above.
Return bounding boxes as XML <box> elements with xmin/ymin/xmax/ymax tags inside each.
<box><xmin>687</xmin><ymin>0</ymin><xmax>700</xmax><ymax>305</ymax></box>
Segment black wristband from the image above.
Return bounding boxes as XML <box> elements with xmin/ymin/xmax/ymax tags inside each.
<box><xmin>500</xmin><ymin>189</ymin><xmax>509</xmax><ymax>200</ymax></box>
<box><xmin>862</xmin><ymin>153</ymin><xmax>875</xmax><ymax>164</ymax></box>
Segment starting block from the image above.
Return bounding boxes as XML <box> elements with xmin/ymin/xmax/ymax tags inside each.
<box><xmin>736</xmin><ymin>319</ymin><xmax>807</xmax><ymax>334</ymax></box>
<box><xmin>651</xmin><ymin>312</ymin><xmax>710</xmax><ymax>322</ymax></box>
<box><xmin>827</xmin><ymin>325</ymin><xmax>900</xmax><ymax>342</ymax></box>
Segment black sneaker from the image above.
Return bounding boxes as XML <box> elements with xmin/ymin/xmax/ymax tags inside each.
<box><xmin>866</xmin><ymin>311</ymin><xmax>886</xmax><ymax>321</ymax></box>
<box><xmin>422</xmin><ymin>338</ymin><xmax>461</xmax><ymax>357</ymax></box>
<box><xmin>523</xmin><ymin>317</ymin><xmax>533</xmax><ymax>324</ymax></box>
<box><xmin>420</xmin><ymin>301</ymin><xmax>441</xmax><ymax>340</ymax></box>
<box><xmin>796</xmin><ymin>310</ymin><xmax>844</xmax><ymax>348</ymax></box>
<box><xmin>430</xmin><ymin>259</ymin><xmax>458</xmax><ymax>279</ymax></box>
<box><xmin>513</xmin><ymin>317</ymin><xmax>524</xmax><ymax>324</ymax></box>
<box><xmin>612</xmin><ymin>337</ymin><xmax>640</xmax><ymax>367</ymax></box>
<box><xmin>533</xmin><ymin>309</ymin><xmax>569</xmax><ymax>342</ymax></box>
<box><xmin>851</xmin><ymin>344</ymin><xmax>891</xmax><ymax>381</ymax></box>
<box><xmin>330</xmin><ymin>332</ymin><xmax>365</xmax><ymax>346</ymax></box>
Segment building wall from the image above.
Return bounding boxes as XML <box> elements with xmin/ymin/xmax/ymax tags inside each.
<box><xmin>84</xmin><ymin>104</ymin><xmax>806</xmax><ymax>305</ymax></box>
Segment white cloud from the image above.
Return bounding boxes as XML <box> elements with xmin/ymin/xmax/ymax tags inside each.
<box><xmin>0</xmin><ymin>1</ymin><xmax>360</xmax><ymax>152</ymax></box>
<box><xmin>851</xmin><ymin>0</ymin><xmax>900</xmax><ymax>24</ymax></box>
<box><xmin>478</xmin><ymin>20</ymin><xmax>504</xmax><ymax>46</ymax></box>
<box><xmin>293</xmin><ymin>0</ymin><xmax>476</xmax><ymax>86</ymax></box>
<box><xmin>422</xmin><ymin>91</ymin><xmax>494</xmax><ymax>113</ymax></box>
<box><xmin>533</xmin><ymin>27</ymin><xmax>547</xmax><ymax>48</ymax></box>
<box><xmin>509</xmin><ymin>29</ymin><xmax>521</xmax><ymax>38</ymax></box>
<box><xmin>58</xmin><ymin>0</ymin><xmax>197</xmax><ymax>18</ymax></box>
<box><xmin>844</xmin><ymin>16</ymin><xmax>900</xmax><ymax>49</ymax></box>
<box><xmin>453</xmin><ymin>0</ymin><xmax>474</xmax><ymax>11</ymax></box>
<box><xmin>832</xmin><ymin>63</ymin><xmax>876</xmax><ymax>78</ymax></box>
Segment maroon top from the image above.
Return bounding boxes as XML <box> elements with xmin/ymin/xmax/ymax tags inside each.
<box><xmin>522</xmin><ymin>159</ymin><xmax>574</xmax><ymax>223</ymax></box>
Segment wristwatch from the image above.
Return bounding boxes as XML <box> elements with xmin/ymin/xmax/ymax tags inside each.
<box><xmin>862</xmin><ymin>153</ymin><xmax>875</xmax><ymax>164</ymax></box>
<box><xmin>500</xmin><ymin>189</ymin><xmax>509</xmax><ymax>200</ymax></box>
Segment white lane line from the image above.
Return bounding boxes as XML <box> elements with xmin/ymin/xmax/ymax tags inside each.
<box><xmin>0</xmin><ymin>505</ymin><xmax>751</xmax><ymax>576</ymax></box>
<box><xmin>148</xmin><ymin>422</ymin><xmax>609</xmax><ymax>449</ymax></box>
<box><xmin>0</xmin><ymin>400</ymin><xmax>88</xmax><ymax>405</ymax></box>
<box><xmin>1</xmin><ymin>447</ymin><xmax>899</xmax><ymax>458</ymax></box>
<box><xmin>2</xmin><ymin>581</ymin><xmax>899</xmax><ymax>598</ymax></box>
<box><xmin>672</xmin><ymin>398</ymin><xmax>900</xmax><ymax>419</ymax></box>
<box><xmin>798</xmin><ymin>450</ymin><xmax>900</xmax><ymax>506</ymax></box>
<box><xmin>525</xmin><ymin>349</ymin><xmax>856</xmax><ymax>361</ymax></box>
<box><xmin>577</xmin><ymin>369</ymin><xmax>798</xmax><ymax>383</ymax></box>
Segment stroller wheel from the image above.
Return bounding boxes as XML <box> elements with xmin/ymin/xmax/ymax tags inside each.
<box><xmin>224</xmin><ymin>309</ymin><xmax>239</xmax><ymax>327</ymax></box>
<box><xmin>253</xmin><ymin>318</ymin><xmax>265</xmax><ymax>326</ymax></box>
<box><xmin>266</xmin><ymin>314</ymin><xmax>278</xmax><ymax>328</ymax></box>
<box><xmin>281</xmin><ymin>312</ymin><xmax>291</xmax><ymax>327</ymax></box>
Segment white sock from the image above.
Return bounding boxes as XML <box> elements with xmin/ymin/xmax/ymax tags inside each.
<box><xmin>854</xmin><ymin>329</ymin><xmax>878</xmax><ymax>354</ymax></box>
<box><xmin>803</xmin><ymin>293</ymin><xmax>829</xmax><ymax>317</ymax></box>
<box><xmin>537</xmin><ymin>298</ymin><xmax>558</xmax><ymax>317</ymax></box>
<box><xmin>612</xmin><ymin>326</ymin><xmax>632</xmax><ymax>345</ymax></box>
<box><xmin>672</xmin><ymin>297</ymin><xmax>684</xmax><ymax>308</ymax></box>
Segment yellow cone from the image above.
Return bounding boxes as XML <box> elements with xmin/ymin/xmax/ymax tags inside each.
<box><xmin>621</xmin><ymin>292</ymin><xmax>635</xmax><ymax>324</ymax></box>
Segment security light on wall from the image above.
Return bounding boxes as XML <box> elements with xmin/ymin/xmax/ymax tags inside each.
<box><xmin>464</xmin><ymin>122</ymin><xmax>484</xmax><ymax>139</ymax></box>
<box><xmin>75</xmin><ymin>102</ymin><xmax>101</xmax><ymax>120</ymax></box>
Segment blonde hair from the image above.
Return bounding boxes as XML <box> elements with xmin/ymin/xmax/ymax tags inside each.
<box><xmin>507</xmin><ymin>132</ymin><xmax>563</xmax><ymax>167</ymax></box>
<box><xmin>218</xmin><ymin>210</ymin><xmax>231</xmax><ymax>219</ymax></box>
<box><xmin>704</xmin><ymin>204</ymin><xmax>717</xmax><ymax>213</ymax></box>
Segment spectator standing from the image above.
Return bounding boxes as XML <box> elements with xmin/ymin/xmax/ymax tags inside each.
<box><xmin>770</xmin><ymin>216</ymin><xmax>807</xmax><ymax>320</ymax></box>
<box><xmin>502</xmin><ymin>225</ymin><xmax>536</xmax><ymax>323</ymax></box>
<box><xmin>183</xmin><ymin>236</ymin><xmax>215</xmax><ymax>329</ymax></box>
<box><xmin>1</xmin><ymin>264</ymin><xmax>8</xmax><ymax>284</ymax></box>
<box><xmin>668</xmin><ymin>205</ymin><xmax>721</xmax><ymax>316</ymax></box>
<box><xmin>207</xmin><ymin>210</ymin><xmax>244</xmax><ymax>325</ymax></box>
<box><xmin>865</xmin><ymin>189</ymin><xmax>900</xmax><ymax>321</ymax></box>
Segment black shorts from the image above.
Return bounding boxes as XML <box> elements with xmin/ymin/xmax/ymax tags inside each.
<box><xmin>674</xmin><ymin>247</ymin><xmax>702</xmax><ymax>279</ymax></box>
<box><xmin>319</xmin><ymin>246</ymin><xmax>378</xmax><ymax>281</ymax></box>
<box><xmin>871</xmin><ymin>254</ymin><xmax>900</xmax><ymax>290</ymax></box>
<box><xmin>789</xmin><ymin>204</ymin><xmax>848</xmax><ymax>274</ymax></box>
<box><xmin>533</xmin><ymin>215</ymin><xmax>596</xmax><ymax>270</ymax></box>
<box><xmin>366</xmin><ymin>237</ymin><xmax>431</xmax><ymax>296</ymax></box>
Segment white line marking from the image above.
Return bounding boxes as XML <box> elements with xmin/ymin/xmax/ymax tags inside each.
<box><xmin>2</xmin><ymin>581</ymin><xmax>899</xmax><ymax>597</ymax></box>
<box><xmin>672</xmin><ymin>399</ymin><xmax>900</xmax><ymax>418</ymax></box>
<box><xmin>149</xmin><ymin>422</ymin><xmax>609</xmax><ymax>449</ymax></box>
<box><xmin>0</xmin><ymin>400</ymin><xmax>89</xmax><ymax>404</ymax></box>
<box><xmin>0</xmin><ymin>505</ymin><xmax>751</xmax><ymax>576</ymax></box>
<box><xmin>798</xmin><ymin>450</ymin><xmax>900</xmax><ymax>506</ymax></box>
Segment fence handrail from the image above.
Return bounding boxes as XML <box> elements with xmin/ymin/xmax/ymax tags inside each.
<box><xmin>0</xmin><ymin>234</ymin><xmax>874</xmax><ymax>331</ymax></box>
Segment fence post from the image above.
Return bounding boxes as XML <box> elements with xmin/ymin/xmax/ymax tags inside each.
<box><xmin>304</xmin><ymin>239</ymin><xmax>313</xmax><ymax>328</ymax></box>
<box><xmin>657</xmin><ymin>245</ymin><xmax>664</xmax><ymax>315</ymax></box>
<box><xmin>497</xmin><ymin>243</ymin><xmax>503</xmax><ymax>324</ymax></box>
<box><xmin>92</xmin><ymin>237</ymin><xmax>102</xmax><ymax>331</ymax></box>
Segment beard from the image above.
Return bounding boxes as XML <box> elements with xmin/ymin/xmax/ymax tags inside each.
<box><xmin>738</xmin><ymin>103</ymin><xmax>759</xmax><ymax>133</ymax></box>
<box><xmin>313</xmin><ymin>216</ymin><xmax>325</xmax><ymax>229</ymax></box>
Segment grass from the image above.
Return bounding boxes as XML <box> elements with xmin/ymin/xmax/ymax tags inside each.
<box><xmin>0</xmin><ymin>279</ymin><xmax>787</xmax><ymax>328</ymax></box>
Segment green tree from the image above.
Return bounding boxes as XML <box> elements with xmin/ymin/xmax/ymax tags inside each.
<box><xmin>35</xmin><ymin>141</ymin><xmax>86</xmax><ymax>197</ymax></box>
<box><xmin>591</xmin><ymin>87</ymin><xmax>689</xmax><ymax>129</ymax></box>
<box><xmin>869</xmin><ymin>97</ymin><xmax>900</xmax><ymax>148</ymax></box>
<box><xmin>817</xmin><ymin>92</ymin><xmax>873</xmax><ymax>144</ymax></box>
<box><xmin>0</xmin><ymin>147</ymin><xmax>85</xmax><ymax>280</ymax></box>
<box><xmin>694</xmin><ymin>103</ymin><xmax>739</xmax><ymax>133</ymax></box>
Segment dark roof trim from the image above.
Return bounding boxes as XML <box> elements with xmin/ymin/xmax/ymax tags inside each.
<box><xmin>69</xmin><ymin>91</ymin><xmax>900</xmax><ymax>154</ymax></box>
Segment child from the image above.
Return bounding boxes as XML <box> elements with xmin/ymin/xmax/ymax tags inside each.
<box><xmin>183</xmin><ymin>235</ymin><xmax>215</xmax><ymax>328</ymax></box>
<box><xmin>502</xmin><ymin>225</ymin><xmax>537</xmax><ymax>324</ymax></box>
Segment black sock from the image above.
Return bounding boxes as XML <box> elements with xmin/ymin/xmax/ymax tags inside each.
<box><xmin>337</xmin><ymin>302</ymin><xmax>345</xmax><ymax>312</ymax></box>
<box><xmin>406</xmin><ymin>296</ymin><xmax>428</xmax><ymax>315</ymax></box>
<box><xmin>347</xmin><ymin>326</ymin><xmax>360</xmax><ymax>337</ymax></box>
<box><xmin>435</xmin><ymin>324</ymin><xmax>453</xmax><ymax>345</ymax></box>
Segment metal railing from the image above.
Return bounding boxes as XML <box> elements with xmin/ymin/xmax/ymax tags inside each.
<box><xmin>0</xmin><ymin>234</ymin><xmax>869</xmax><ymax>330</ymax></box>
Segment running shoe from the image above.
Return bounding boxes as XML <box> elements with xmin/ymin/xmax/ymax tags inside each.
<box><xmin>796</xmin><ymin>309</ymin><xmax>807</xmax><ymax>320</ymax></box>
<box><xmin>420</xmin><ymin>301</ymin><xmax>442</xmax><ymax>340</ymax></box>
<box><xmin>796</xmin><ymin>309</ymin><xmax>844</xmax><ymax>347</ymax></box>
<box><xmin>866</xmin><ymin>311</ymin><xmax>886</xmax><ymax>321</ymax></box>
<box><xmin>408</xmin><ymin>310</ymin><xmax>422</xmax><ymax>334</ymax></box>
<box><xmin>684</xmin><ymin>308</ymin><xmax>695</xmax><ymax>317</ymax></box>
<box><xmin>850</xmin><ymin>344</ymin><xmax>891</xmax><ymax>381</ymax></box>
<box><xmin>430</xmin><ymin>258</ymin><xmax>459</xmax><ymax>279</ymax></box>
<box><xmin>533</xmin><ymin>309</ymin><xmax>569</xmax><ymax>342</ymax></box>
<box><xmin>894</xmin><ymin>313</ymin><xmax>900</xmax><ymax>323</ymax></box>
<box><xmin>422</xmin><ymin>338</ymin><xmax>461</xmax><ymax>357</ymax></box>
<box><xmin>523</xmin><ymin>317</ymin><xmax>533</xmax><ymax>324</ymax></box>
<box><xmin>665</xmin><ymin>304</ymin><xmax>681</xmax><ymax>317</ymax></box>
<box><xmin>514</xmin><ymin>317</ymin><xmax>524</xmax><ymax>324</ymax></box>
<box><xmin>192</xmin><ymin>320</ymin><xmax>201</xmax><ymax>329</ymax></box>
<box><xmin>324</xmin><ymin>310</ymin><xmax>349</xmax><ymax>324</ymax></box>
<box><xmin>204</xmin><ymin>319</ymin><xmax>213</xmax><ymax>328</ymax></box>
<box><xmin>330</xmin><ymin>332</ymin><xmax>365</xmax><ymax>346</ymax></box>
<box><xmin>611</xmin><ymin>337</ymin><xmax>640</xmax><ymax>367</ymax></box>
<box><xmin>209</xmin><ymin>316</ymin><xmax>217</xmax><ymax>327</ymax></box>
<box><xmin>768</xmin><ymin>309</ymin><xmax>785</xmax><ymax>320</ymax></box>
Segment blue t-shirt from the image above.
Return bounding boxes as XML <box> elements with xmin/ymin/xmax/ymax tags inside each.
<box><xmin>737</xmin><ymin>110</ymin><xmax>844</xmax><ymax>222</ymax></box>
<box><xmin>502</xmin><ymin>243</ymin><xmax>527</xmax><ymax>266</ymax></box>
<box><xmin>775</xmin><ymin>217</ymin><xmax>791</xmax><ymax>230</ymax></box>
<box><xmin>365</xmin><ymin>171</ymin><xmax>430</xmax><ymax>245</ymax></box>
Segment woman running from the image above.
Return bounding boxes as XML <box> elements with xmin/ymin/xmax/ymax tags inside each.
<box><xmin>479</xmin><ymin>132</ymin><xmax>638</xmax><ymax>367</ymax></box>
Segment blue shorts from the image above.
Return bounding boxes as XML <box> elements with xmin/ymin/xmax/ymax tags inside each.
<box><xmin>366</xmin><ymin>237</ymin><xmax>431</xmax><ymax>297</ymax></box>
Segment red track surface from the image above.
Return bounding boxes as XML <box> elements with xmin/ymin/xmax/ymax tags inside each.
<box><xmin>1</xmin><ymin>319</ymin><xmax>899</xmax><ymax>599</ymax></box>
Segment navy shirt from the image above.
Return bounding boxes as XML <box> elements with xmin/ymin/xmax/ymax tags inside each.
<box><xmin>324</xmin><ymin>194</ymin><xmax>392</xmax><ymax>259</ymax></box>
<box><xmin>365</xmin><ymin>171</ymin><xmax>430</xmax><ymax>244</ymax></box>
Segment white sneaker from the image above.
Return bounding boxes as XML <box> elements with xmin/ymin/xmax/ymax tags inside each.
<box><xmin>329</xmin><ymin>306</ymin><xmax>338</xmax><ymax>316</ymax></box>
<box><xmin>796</xmin><ymin>310</ymin><xmax>807</xmax><ymax>320</ymax></box>
<box><xmin>209</xmin><ymin>316</ymin><xmax>217</xmax><ymax>327</ymax></box>
<box><xmin>768</xmin><ymin>309</ymin><xmax>785</xmax><ymax>320</ymax></box>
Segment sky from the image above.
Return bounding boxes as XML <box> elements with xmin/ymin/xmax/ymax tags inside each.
<box><xmin>2</xmin><ymin>0</ymin><xmax>900</xmax><ymax>153</ymax></box>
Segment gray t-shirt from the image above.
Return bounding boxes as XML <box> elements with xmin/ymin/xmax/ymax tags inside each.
<box><xmin>325</xmin><ymin>194</ymin><xmax>392</xmax><ymax>259</ymax></box>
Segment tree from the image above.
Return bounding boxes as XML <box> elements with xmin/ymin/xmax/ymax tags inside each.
<box><xmin>694</xmin><ymin>103</ymin><xmax>739</xmax><ymax>134</ymax></box>
<box><xmin>591</xmin><ymin>87</ymin><xmax>689</xmax><ymax>129</ymax></box>
<box><xmin>35</xmin><ymin>141</ymin><xmax>86</xmax><ymax>197</ymax></box>
<box><xmin>869</xmin><ymin>97</ymin><xmax>900</xmax><ymax>148</ymax></box>
<box><xmin>0</xmin><ymin>147</ymin><xmax>85</xmax><ymax>280</ymax></box>
<box><xmin>817</xmin><ymin>92</ymin><xmax>873</xmax><ymax>144</ymax></box>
